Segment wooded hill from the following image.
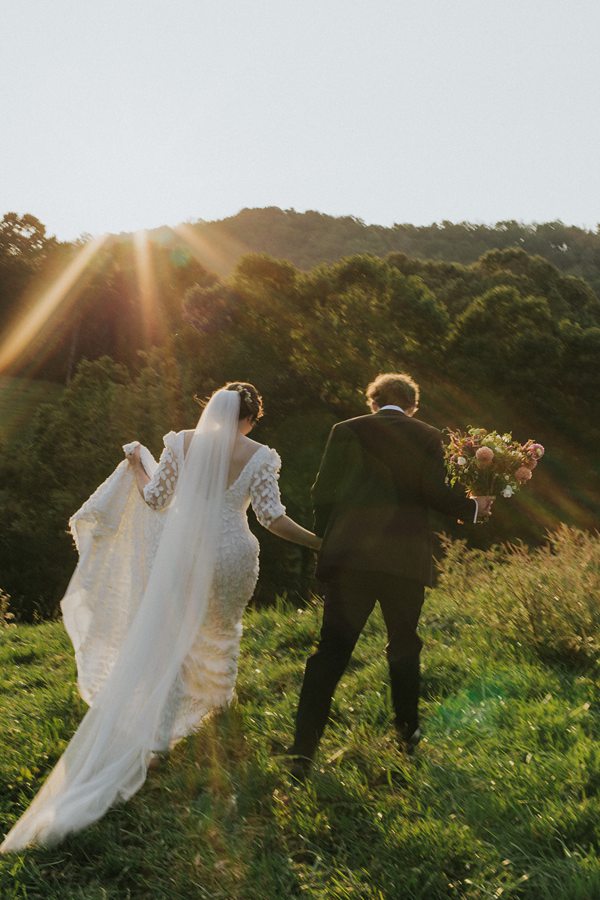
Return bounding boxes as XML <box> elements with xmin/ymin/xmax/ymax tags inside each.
<box><xmin>1</xmin><ymin>208</ymin><xmax>600</xmax><ymax>617</ymax></box>
<box><xmin>176</xmin><ymin>207</ymin><xmax>600</xmax><ymax>292</ymax></box>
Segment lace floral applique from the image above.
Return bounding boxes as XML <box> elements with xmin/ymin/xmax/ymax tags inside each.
<box><xmin>143</xmin><ymin>446</ymin><xmax>179</xmax><ymax>510</ymax></box>
<box><xmin>249</xmin><ymin>454</ymin><xmax>286</xmax><ymax>527</ymax></box>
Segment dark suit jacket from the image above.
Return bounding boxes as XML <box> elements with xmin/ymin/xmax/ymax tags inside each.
<box><xmin>313</xmin><ymin>409</ymin><xmax>477</xmax><ymax>586</ymax></box>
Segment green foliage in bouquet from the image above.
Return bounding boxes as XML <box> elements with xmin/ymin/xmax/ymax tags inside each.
<box><xmin>445</xmin><ymin>427</ymin><xmax>545</xmax><ymax>498</ymax></box>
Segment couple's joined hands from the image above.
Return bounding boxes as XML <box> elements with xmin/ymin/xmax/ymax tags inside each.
<box><xmin>126</xmin><ymin>442</ymin><xmax>323</xmax><ymax>551</ymax></box>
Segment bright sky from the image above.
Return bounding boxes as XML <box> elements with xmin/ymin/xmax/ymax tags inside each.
<box><xmin>1</xmin><ymin>0</ymin><xmax>599</xmax><ymax>241</ymax></box>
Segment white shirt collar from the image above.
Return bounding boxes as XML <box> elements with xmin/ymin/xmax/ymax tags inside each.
<box><xmin>378</xmin><ymin>405</ymin><xmax>404</xmax><ymax>413</ymax></box>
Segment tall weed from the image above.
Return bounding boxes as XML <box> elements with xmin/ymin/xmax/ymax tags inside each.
<box><xmin>436</xmin><ymin>526</ymin><xmax>600</xmax><ymax>668</ymax></box>
<box><xmin>0</xmin><ymin>589</ymin><xmax>14</xmax><ymax>629</ymax></box>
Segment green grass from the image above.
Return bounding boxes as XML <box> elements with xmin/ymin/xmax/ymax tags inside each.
<box><xmin>1</xmin><ymin>531</ymin><xmax>599</xmax><ymax>899</ymax></box>
<box><xmin>0</xmin><ymin>376</ymin><xmax>62</xmax><ymax>444</ymax></box>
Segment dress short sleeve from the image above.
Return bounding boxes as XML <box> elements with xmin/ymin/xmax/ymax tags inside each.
<box><xmin>249</xmin><ymin>450</ymin><xmax>286</xmax><ymax>528</ymax></box>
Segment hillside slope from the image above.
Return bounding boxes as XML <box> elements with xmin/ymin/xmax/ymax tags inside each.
<box><xmin>173</xmin><ymin>208</ymin><xmax>600</xmax><ymax>294</ymax></box>
<box><xmin>1</xmin><ymin>530</ymin><xmax>599</xmax><ymax>899</ymax></box>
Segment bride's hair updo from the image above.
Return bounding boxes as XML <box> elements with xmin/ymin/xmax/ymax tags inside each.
<box><xmin>224</xmin><ymin>382</ymin><xmax>264</xmax><ymax>423</ymax></box>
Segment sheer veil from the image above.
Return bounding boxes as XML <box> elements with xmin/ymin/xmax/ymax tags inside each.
<box><xmin>1</xmin><ymin>389</ymin><xmax>241</xmax><ymax>852</ymax></box>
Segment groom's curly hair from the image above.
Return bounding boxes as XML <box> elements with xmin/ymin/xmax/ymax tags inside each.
<box><xmin>366</xmin><ymin>372</ymin><xmax>420</xmax><ymax>411</ymax></box>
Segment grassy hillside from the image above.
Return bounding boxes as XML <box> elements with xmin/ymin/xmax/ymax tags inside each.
<box><xmin>1</xmin><ymin>529</ymin><xmax>598</xmax><ymax>899</ymax></box>
<box><xmin>0</xmin><ymin>376</ymin><xmax>62</xmax><ymax>445</ymax></box>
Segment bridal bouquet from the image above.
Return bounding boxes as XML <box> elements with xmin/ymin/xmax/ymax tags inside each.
<box><xmin>445</xmin><ymin>427</ymin><xmax>544</xmax><ymax>498</ymax></box>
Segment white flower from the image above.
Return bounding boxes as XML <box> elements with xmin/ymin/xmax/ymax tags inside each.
<box><xmin>502</xmin><ymin>485</ymin><xmax>514</xmax><ymax>498</ymax></box>
<box><xmin>457</xmin><ymin>456</ymin><xmax>467</xmax><ymax>466</ymax></box>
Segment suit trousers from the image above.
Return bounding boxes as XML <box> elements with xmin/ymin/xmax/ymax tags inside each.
<box><xmin>292</xmin><ymin>568</ymin><xmax>425</xmax><ymax>758</ymax></box>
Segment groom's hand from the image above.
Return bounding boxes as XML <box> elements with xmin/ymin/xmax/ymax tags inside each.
<box><xmin>472</xmin><ymin>495</ymin><xmax>494</xmax><ymax>521</ymax></box>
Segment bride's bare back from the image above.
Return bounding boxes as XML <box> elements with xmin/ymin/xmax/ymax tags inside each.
<box><xmin>182</xmin><ymin>429</ymin><xmax>264</xmax><ymax>489</ymax></box>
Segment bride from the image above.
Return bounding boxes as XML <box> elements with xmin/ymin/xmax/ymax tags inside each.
<box><xmin>1</xmin><ymin>381</ymin><xmax>320</xmax><ymax>853</ymax></box>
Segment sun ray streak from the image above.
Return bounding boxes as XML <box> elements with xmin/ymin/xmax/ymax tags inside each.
<box><xmin>0</xmin><ymin>235</ymin><xmax>108</xmax><ymax>374</ymax></box>
<box><xmin>171</xmin><ymin>223</ymin><xmax>248</xmax><ymax>276</ymax></box>
<box><xmin>133</xmin><ymin>230</ymin><xmax>161</xmax><ymax>344</ymax></box>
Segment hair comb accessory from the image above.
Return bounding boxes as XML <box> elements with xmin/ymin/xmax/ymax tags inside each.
<box><xmin>234</xmin><ymin>385</ymin><xmax>252</xmax><ymax>404</ymax></box>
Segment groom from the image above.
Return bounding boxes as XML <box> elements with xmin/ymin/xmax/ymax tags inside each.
<box><xmin>288</xmin><ymin>372</ymin><xmax>492</xmax><ymax>773</ymax></box>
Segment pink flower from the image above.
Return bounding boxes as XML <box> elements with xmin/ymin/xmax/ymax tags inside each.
<box><xmin>515</xmin><ymin>466</ymin><xmax>533</xmax><ymax>482</ymax></box>
<box><xmin>475</xmin><ymin>446</ymin><xmax>494</xmax><ymax>466</ymax></box>
<box><xmin>528</xmin><ymin>443</ymin><xmax>545</xmax><ymax>459</ymax></box>
<box><xmin>525</xmin><ymin>458</ymin><xmax>538</xmax><ymax>470</ymax></box>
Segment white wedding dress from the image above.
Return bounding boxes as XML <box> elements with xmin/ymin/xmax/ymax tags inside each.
<box><xmin>146</xmin><ymin>435</ymin><xmax>286</xmax><ymax>745</ymax></box>
<box><xmin>1</xmin><ymin>391</ymin><xmax>286</xmax><ymax>852</ymax></box>
<box><xmin>63</xmin><ymin>431</ymin><xmax>285</xmax><ymax>746</ymax></box>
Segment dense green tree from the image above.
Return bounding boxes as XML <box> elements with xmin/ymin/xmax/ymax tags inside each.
<box><xmin>0</xmin><ymin>213</ymin><xmax>58</xmax><ymax>333</ymax></box>
<box><xmin>0</xmin><ymin>358</ymin><xmax>133</xmax><ymax>618</ymax></box>
<box><xmin>5</xmin><ymin>209</ymin><xmax>600</xmax><ymax>386</ymax></box>
<box><xmin>3</xmin><ymin>240</ymin><xmax>600</xmax><ymax>621</ymax></box>
<box><xmin>0</xmin><ymin>212</ymin><xmax>52</xmax><ymax>259</ymax></box>
<box><xmin>448</xmin><ymin>286</ymin><xmax>563</xmax><ymax>398</ymax></box>
<box><xmin>559</xmin><ymin>322</ymin><xmax>600</xmax><ymax>403</ymax></box>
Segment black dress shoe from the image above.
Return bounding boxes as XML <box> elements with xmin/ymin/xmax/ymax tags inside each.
<box><xmin>284</xmin><ymin>748</ymin><xmax>313</xmax><ymax>781</ymax></box>
<box><xmin>396</xmin><ymin>725</ymin><xmax>422</xmax><ymax>755</ymax></box>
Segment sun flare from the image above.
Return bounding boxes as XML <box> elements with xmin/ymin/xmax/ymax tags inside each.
<box><xmin>133</xmin><ymin>229</ymin><xmax>163</xmax><ymax>344</ymax></box>
<box><xmin>0</xmin><ymin>235</ymin><xmax>108</xmax><ymax>375</ymax></box>
<box><xmin>171</xmin><ymin>223</ymin><xmax>248</xmax><ymax>276</ymax></box>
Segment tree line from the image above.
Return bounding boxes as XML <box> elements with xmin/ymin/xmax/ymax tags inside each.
<box><xmin>187</xmin><ymin>207</ymin><xmax>600</xmax><ymax>295</ymax></box>
<box><xmin>3</xmin><ymin>209</ymin><xmax>600</xmax><ymax>383</ymax></box>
